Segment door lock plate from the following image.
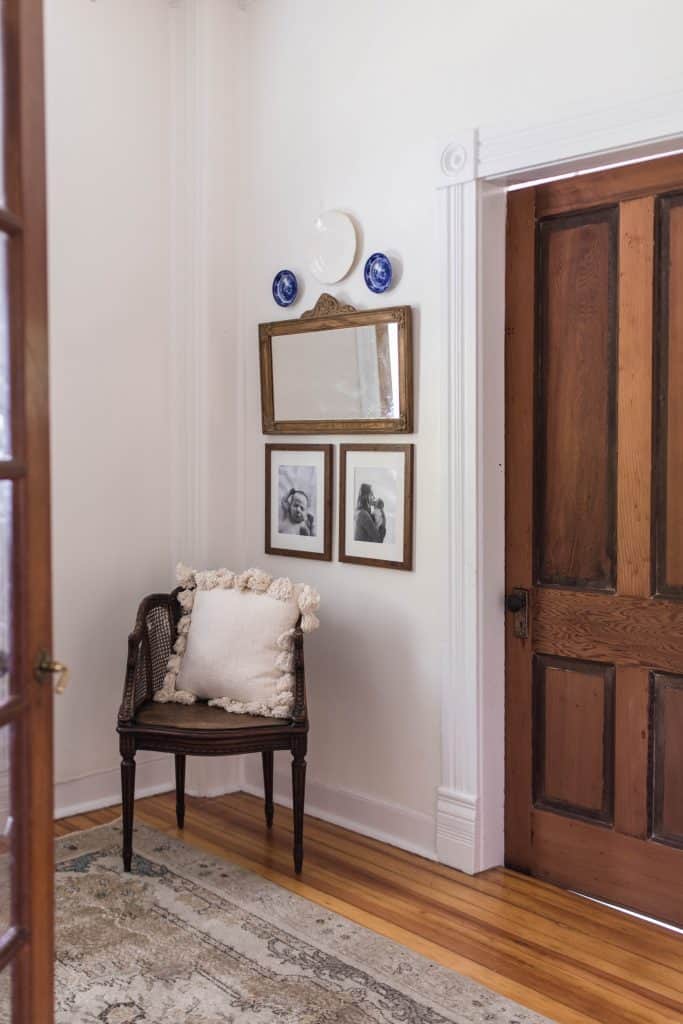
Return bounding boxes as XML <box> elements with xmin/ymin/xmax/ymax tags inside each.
<box><xmin>506</xmin><ymin>587</ymin><xmax>529</xmax><ymax>639</ymax></box>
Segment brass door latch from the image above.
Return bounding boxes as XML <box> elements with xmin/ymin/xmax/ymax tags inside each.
<box><xmin>34</xmin><ymin>651</ymin><xmax>69</xmax><ymax>693</ymax></box>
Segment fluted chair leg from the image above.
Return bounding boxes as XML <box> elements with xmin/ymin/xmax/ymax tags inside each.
<box><xmin>175</xmin><ymin>754</ymin><xmax>186</xmax><ymax>829</ymax></box>
<box><xmin>291</xmin><ymin>738</ymin><xmax>306</xmax><ymax>874</ymax></box>
<box><xmin>262</xmin><ymin>750</ymin><xmax>274</xmax><ymax>829</ymax></box>
<box><xmin>120</xmin><ymin>736</ymin><xmax>136</xmax><ymax>872</ymax></box>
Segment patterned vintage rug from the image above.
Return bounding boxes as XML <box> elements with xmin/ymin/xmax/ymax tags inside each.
<box><xmin>54</xmin><ymin>822</ymin><xmax>552</xmax><ymax>1024</ymax></box>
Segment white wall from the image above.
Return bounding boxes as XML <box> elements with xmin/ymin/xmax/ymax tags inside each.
<box><xmin>44</xmin><ymin>0</ymin><xmax>683</xmax><ymax>851</ymax></box>
<box><xmin>234</xmin><ymin>0</ymin><xmax>683</xmax><ymax>856</ymax></box>
<box><xmin>46</xmin><ymin>0</ymin><xmax>176</xmax><ymax>813</ymax></box>
<box><xmin>45</xmin><ymin>0</ymin><xmax>246</xmax><ymax>815</ymax></box>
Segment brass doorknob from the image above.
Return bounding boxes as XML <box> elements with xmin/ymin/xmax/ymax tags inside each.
<box><xmin>34</xmin><ymin>651</ymin><xmax>69</xmax><ymax>693</ymax></box>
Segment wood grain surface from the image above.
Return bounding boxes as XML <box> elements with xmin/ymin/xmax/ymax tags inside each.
<box><xmin>617</xmin><ymin>198</ymin><xmax>654</xmax><ymax>597</ymax></box>
<box><xmin>533</xmin><ymin>588</ymin><xmax>683</xmax><ymax>673</ymax></box>
<box><xmin>535</xmin><ymin>210</ymin><xmax>617</xmax><ymax>590</ymax></box>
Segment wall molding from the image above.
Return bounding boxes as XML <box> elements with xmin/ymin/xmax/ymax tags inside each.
<box><xmin>437</xmin><ymin>83</ymin><xmax>683</xmax><ymax>874</ymax></box>
<box><xmin>478</xmin><ymin>85</ymin><xmax>683</xmax><ymax>183</ymax></box>
<box><xmin>169</xmin><ymin>0</ymin><xmax>210</xmax><ymax>570</ymax></box>
<box><xmin>242</xmin><ymin>769</ymin><xmax>437</xmax><ymax>861</ymax></box>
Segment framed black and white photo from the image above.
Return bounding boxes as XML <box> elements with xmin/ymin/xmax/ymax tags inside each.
<box><xmin>339</xmin><ymin>444</ymin><xmax>414</xmax><ymax>570</ymax></box>
<box><xmin>265</xmin><ymin>444</ymin><xmax>333</xmax><ymax>560</ymax></box>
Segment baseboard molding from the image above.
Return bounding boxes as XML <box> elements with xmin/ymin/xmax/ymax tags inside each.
<box><xmin>54</xmin><ymin>755</ymin><xmax>175</xmax><ymax>819</ymax></box>
<box><xmin>54</xmin><ymin>754</ymin><xmax>242</xmax><ymax>819</ymax></box>
<box><xmin>55</xmin><ymin>756</ymin><xmax>438</xmax><ymax>863</ymax></box>
<box><xmin>435</xmin><ymin>786</ymin><xmax>479</xmax><ymax>874</ymax></box>
<box><xmin>242</xmin><ymin>769</ymin><xmax>437</xmax><ymax>861</ymax></box>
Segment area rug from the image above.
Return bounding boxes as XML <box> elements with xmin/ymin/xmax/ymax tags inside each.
<box><xmin>54</xmin><ymin>822</ymin><xmax>552</xmax><ymax>1024</ymax></box>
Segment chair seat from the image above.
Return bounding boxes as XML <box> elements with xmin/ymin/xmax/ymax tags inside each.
<box><xmin>133</xmin><ymin>700</ymin><xmax>289</xmax><ymax>731</ymax></box>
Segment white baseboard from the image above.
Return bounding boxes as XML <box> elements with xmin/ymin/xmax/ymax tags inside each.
<box><xmin>242</xmin><ymin>768</ymin><xmax>437</xmax><ymax>861</ymax></box>
<box><xmin>54</xmin><ymin>754</ymin><xmax>175</xmax><ymax>819</ymax></box>
<box><xmin>54</xmin><ymin>753</ymin><xmax>242</xmax><ymax>819</ymax></box>
<box><xmin>435</xmin><ymin>786</ymin><xmax>479</xmax><ymax>873</ymax></box>
<box><xmin>55</xmin><ymin>755</ymin><xmax>438</xmax><ymax>865</ymax></box>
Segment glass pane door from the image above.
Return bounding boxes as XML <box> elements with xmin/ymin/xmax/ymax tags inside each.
<box><xmin>0</xmin><ymin>1</ymin><xmax>54</xmax><ymax>1019</ymax></box>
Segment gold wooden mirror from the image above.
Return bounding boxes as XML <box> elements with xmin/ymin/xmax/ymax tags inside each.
<box><xmin>259</xmin><ymin>294</ymin><xmax>413</xmax><ymax>434</ymax></box>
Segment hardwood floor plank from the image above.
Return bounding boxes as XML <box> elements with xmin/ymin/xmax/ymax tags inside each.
<box><xmin>227</xmin><ymin>791</ymin><xmax>683</xmax><ymax>971</ymax></box>
<box><xmin>55</xmin><ymin>791</ymin><xmax>683</xmax><ymax>1024</ymax></box>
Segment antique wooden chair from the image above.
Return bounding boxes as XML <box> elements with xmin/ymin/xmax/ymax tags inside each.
<box><xmin>116</xmin><ymin>588</ymin><xmax>308</xmax><ymax>873</ymax></box>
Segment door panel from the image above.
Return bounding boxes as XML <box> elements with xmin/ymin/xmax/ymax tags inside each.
<box><xmin>652</xmin><ymin>673</ymin><xmax>683</xmax><ymax>847</ymax></box>
<box><xmin>533</xmin><ymin>656</ymin><xmax>614</xmax><ymax>823</ymax></box>
<box><xmin>536</xmin><ymin>211</ymin><xmax>617</xmax><ymax>591</ymax></box>
<box><xmin>655</xmin><ymin>194</ymin><xmax>683</xmax><ymax>596</ymax></box>
<box><xmin>506</xmin><ymin>156</ymin><xmax>683</xmax><ymax>926</ymax></box>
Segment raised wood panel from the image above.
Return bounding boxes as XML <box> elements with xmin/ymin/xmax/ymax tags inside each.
<box><xmin>535</xmin><ymin>210</ymin><xmax>617</xmax><ymax>591</ymax></box>
<box><xmin>534</xmin><ymin>589</ymin><xmax>683</xmax><ymax>674</ymax></box>
<box><xmin>533</xmin><ymin>656</ymin><xmax>614</xmax><ymax>823</ymax></box>
<box><xmin>654</xmin><ymin>193</ymin><xmax>683</xmax><ymax>596</ymax></box>
<box><xmin>651</xmin><ymin>673</ymin><xmax>683</xmax><ymax>848</ymax></box>
<box><xmin>617</xmin><ymin>198</ymin><xmax>653</xmax><ymax>598</ymax></box>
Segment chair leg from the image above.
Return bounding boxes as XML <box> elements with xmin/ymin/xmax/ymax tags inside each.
<box><xmin>262</xmin><ymin>750</ymin><xmax>274</xmax><ymax>829</ymax></box>
<box><xmin>175</xmin><ymin>754</ymin><xmax>186</xmax><ymax>829</ymax></box>
<box><xmin>120</xmin><ymin>736</ymin><xmax>136</xmax><ymax>872</ymax></box>
<box><xmin>291</xmin><ymin>737</ymin><xmax>306</xmax><ymax>874</ymax></box>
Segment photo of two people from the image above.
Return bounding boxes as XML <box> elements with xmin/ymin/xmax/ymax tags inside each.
<box><xmin>352</xmin><ymin>468</ymin><xmax>397</xmax><ymax>545</ymax></box>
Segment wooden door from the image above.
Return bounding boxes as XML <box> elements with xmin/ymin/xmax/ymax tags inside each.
<box><xmin>506</xmin><ymin>154</ymin><xmax>683</xmax><ymax>927</ymax></box>
<box><xmin>0</xmin><ymin>0</ymin><xmax>54</xmax><ymax>1020</ymax></box>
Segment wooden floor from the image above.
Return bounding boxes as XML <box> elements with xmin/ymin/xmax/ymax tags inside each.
<box><xmin>56</xmin><ymin>791</ymin><xmax>683</xmax><ymax>1024</ymax></box>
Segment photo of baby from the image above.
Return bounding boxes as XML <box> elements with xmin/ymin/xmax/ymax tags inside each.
<box><xmin>278</xmin><ymin>464</ymin><xmax>317</xmax><ymax>537</ymax></box>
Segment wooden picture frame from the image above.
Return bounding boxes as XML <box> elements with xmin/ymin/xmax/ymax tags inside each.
<box><xmin>259</xmin><ymin>293</ymin><xmax>413</xmax><ymax>434</ymax></box>
<box><xmin>265</xmin><ymin>444</ymin><xmax>333</xmax><ymax>561</ymax></box>
<box><xmin>339</xmin><ymin>444</ymin><xmax>414</xmax><ymax>570</ymax></box>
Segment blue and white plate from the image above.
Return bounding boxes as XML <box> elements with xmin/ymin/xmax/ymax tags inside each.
<box><xmin>272</xmin><ymin>269</ymin><xmax>298</xmax><ymax>307</ymax></box>
<box><xmin>364</xmin><ymin>252</ymin><xmax>393</xmax><ymax>293</ymax></box>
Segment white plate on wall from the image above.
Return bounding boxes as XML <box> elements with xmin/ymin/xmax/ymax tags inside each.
<box><xmin>308</xmin><ymin>210</ymin><xmax>357</xmax><ymax>284</ymax></box>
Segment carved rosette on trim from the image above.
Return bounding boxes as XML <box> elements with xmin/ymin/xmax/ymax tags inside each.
<box><xmin>440</xmin><ymin>142</ymin><xmax>468</xmax><ymax>177</ymax></box>
<box><xmin>153</xmin><ymin>563</ymin><xmax>320</xmax><ymax>717</ymax></box>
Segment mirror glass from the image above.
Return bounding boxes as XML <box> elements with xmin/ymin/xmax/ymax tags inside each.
<box><xmin>271</xmin><ymin>322</ymin><xmax>400</xmax><ymax>422</ymax></box>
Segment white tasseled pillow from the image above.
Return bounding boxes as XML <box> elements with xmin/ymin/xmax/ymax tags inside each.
<box><xmin>153</xmin><ymin>565</ymin><xmax>320</xmax><ymax>718</ymax></box>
